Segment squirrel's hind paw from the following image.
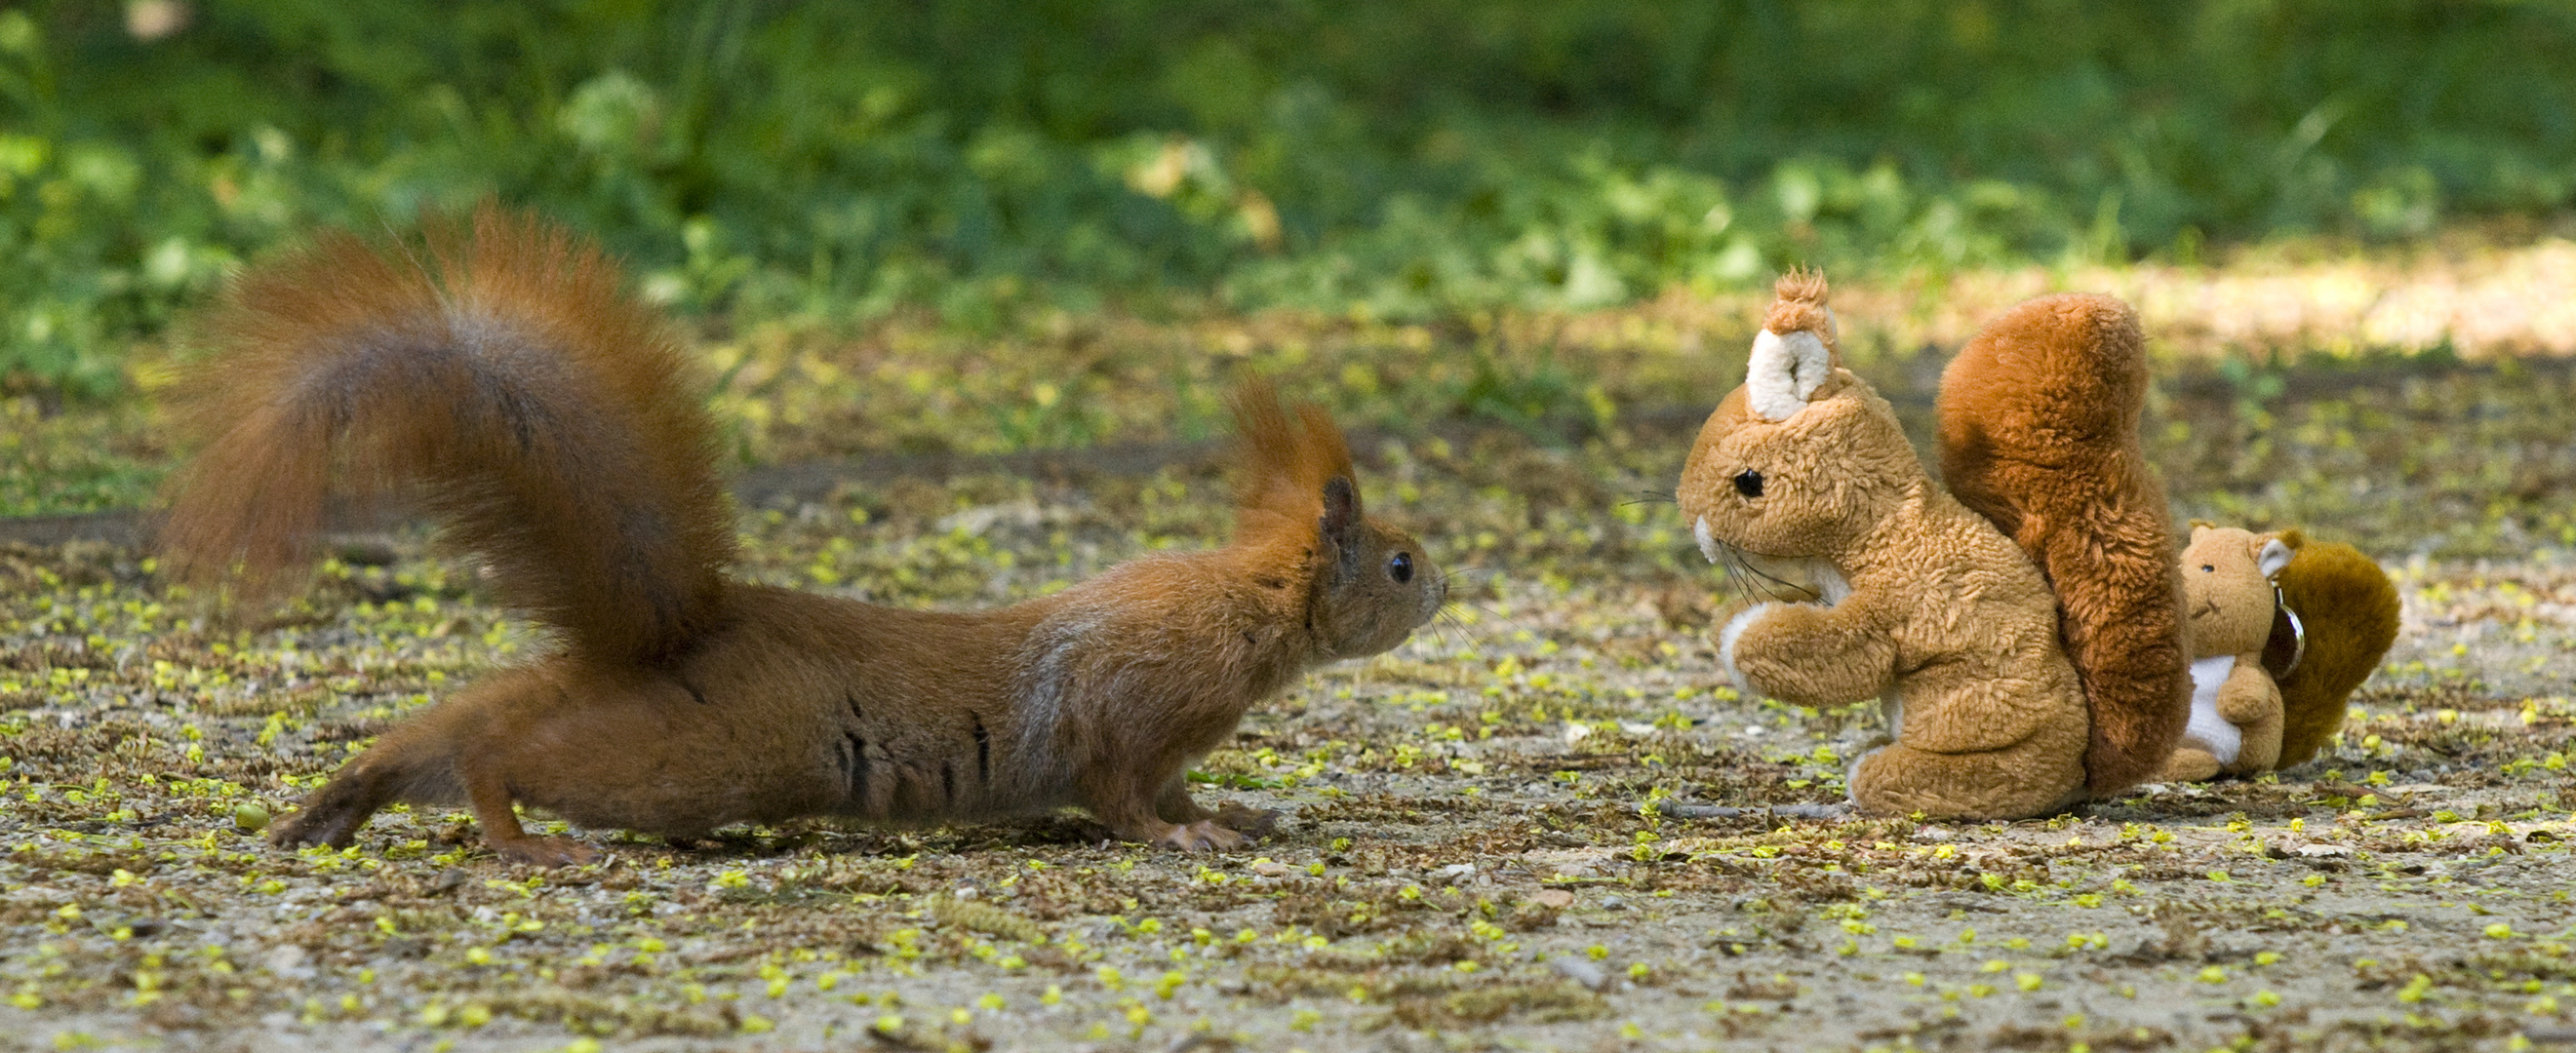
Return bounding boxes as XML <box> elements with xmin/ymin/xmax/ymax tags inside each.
<box><xmin>490</xmin><ymin>835</ymin><xmax>602</xmax><ymax>868</ymax></box>
<box><xmin>1209</xmin><ymin>802</ymin><xmax>1283</xmax><ymax>838</ymax></box>
<box><xmin>1155</xmin><ymin>821</ymin><xmax>1248</xmax><ymax>852</ymax></box>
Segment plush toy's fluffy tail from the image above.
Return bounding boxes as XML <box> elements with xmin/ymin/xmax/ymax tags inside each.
<box><xmin>2266</xmin><ymin>532</ymin><xmax>2399</xmax><ymax>767</ymax></box>
<box><xmin>159</xmin><ymin>206</ymin><xmax>737</xmax><ymax>667</ymax></box>
<box><xmin>1936</xmin><ymin>293</ymin><xmax>2190</xmax><ymax>796</ymax></box>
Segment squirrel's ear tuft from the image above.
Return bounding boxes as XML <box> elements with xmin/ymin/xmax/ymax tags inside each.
<box><xmin>1761</xmin><ymin>268</ymin><xmax>1839</xmax><ymax>353</ymax></box>
<box><xmin>1230</xmin><ymin>379</ymin><xmax>1358</xmax><ymax>527</ymax></box>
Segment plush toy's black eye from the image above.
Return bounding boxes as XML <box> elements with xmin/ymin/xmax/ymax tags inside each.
<box><xmin>1733</xmin><ymin>469</ymin><xmax>1764</xmax><ymax>498</ymax></box>
<box><xmin>2200</xmin><ymin>565</ymin><xmax>2215</xmax><ymax>572</ymax></box>
<box><xmin>1388</xmin><ymin>552</ymin><xmax>1414</xmax><ymax>584</ymax></box>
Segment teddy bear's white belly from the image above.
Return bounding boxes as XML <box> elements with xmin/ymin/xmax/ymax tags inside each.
<box><xmin>2182</xmin><ymin>654</ymin><xmax>2242</xmax><ymax>763</ymax></box>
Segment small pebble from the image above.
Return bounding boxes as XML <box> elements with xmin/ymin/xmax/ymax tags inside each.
<box><xmin>1531</xmin><ymin>889</ymin><xmax>1575</xmax><ymax>910</ymax></box>
<box><xmin>1249</xmin><ymin>860</ymin><xmax>1289</xmax><ymax>878</ymax></box>
<box><xmin>1550</xmin><ymin>956</ymin><xmax>1611</xmax><ymax>992</ymax></box>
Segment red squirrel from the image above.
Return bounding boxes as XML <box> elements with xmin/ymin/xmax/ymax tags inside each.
<box><xmin>158</xmin><ymin>207</ymin><xmax>1445</xmax><ymax>865</ymax></box>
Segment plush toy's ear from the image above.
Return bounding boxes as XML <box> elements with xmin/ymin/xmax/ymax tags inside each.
<box><xmin>2190</xmin><ymin>524</ymin><xmax>2213</xmax><ymax>543</ymax></box>
<box><xmin>2257</xmin><ymin>537</ymin><xmax>2292</xmax><ymax>579</ymax></box>
<box><xmin>1745</xmin><ymin>329</ymin><xmax>1833</xmax><ymax>422</ymax></box>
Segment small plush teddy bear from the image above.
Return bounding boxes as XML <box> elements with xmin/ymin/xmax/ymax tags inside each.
<box><xmin>2160</xmin><ymin>526</ymin><xmax>2292</xmax><ymax>781</ymax></box>
<box><xmin>2160</xmin><ymin>526</ymin><xmax>2400</xmax><ymax>780</ymax></box>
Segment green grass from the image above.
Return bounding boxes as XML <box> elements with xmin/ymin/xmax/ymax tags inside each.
<box><xmin>5</xmin><ymin>2</ymin><xmax>2575</xmax><ymax>394</ymax></box>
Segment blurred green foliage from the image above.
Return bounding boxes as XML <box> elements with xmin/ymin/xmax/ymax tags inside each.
<box><xmin>4</xmin><ymin>0</ymin><xmax>2574</xmax><ymax>394</ymax></box>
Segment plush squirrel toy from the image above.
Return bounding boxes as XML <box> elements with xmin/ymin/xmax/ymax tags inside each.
<box><xmin>2161</xmin><ymin>526</ymin><xmax>2399</xmax><ymax>780</ymax></box>
<box><xmin>1678</xmin><ymin>273</ymin><xmax>2188</xmax><ymax>820</ymax></box>
<box><xmin>159</xmin><ymin>208</ymin><xmax>1445</xmax><ymax>865</ymax></box>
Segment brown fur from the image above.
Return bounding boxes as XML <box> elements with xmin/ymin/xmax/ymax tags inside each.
<box><xmin>160</xmin><ymin>208</ymin><xmax>1444</xmax><ymax>865</ymax></box>
<box><xmin>160</xmin><ymin>209</ymin><xmax>735</xmax><ymax>667</ymax></box>
<box><xmin>1936</xmin><ymin>293</ymin><xmax>2190</xmax><ymax>797</ymax></box>
<box><xmin>2265</xmin><ymin>531</ymin><xmax>2400</xmax><ymax>767</ymax></box>
<box><xmin>1679</xmin><ymin>275</ymin><xmax>2088</xmax><ymax>821</ymax></box>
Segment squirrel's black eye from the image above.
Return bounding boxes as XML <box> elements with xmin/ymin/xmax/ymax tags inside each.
<box><xmin>1732</xmin><ymin>469</ymin><xmax>1764</xmax><ymax>498</ymax></box>
<box><xmin>1388</xmin><ymin>552</ymin><xmax>1414</xmax><ymax>584</ymax></box>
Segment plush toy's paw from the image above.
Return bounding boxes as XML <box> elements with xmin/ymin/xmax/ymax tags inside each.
<box><xmin>2156</xmin><ymin>748</ymin><xmax>2223</xmax><ymax>784</ymax></box>
<box><xmin>1709</xmin><ymin>597</ymin><xmax>1761</xmax><ymax>631</ymax></box>
<box><xmin>1154</xmin><ymin>821</ymin><xmax>1248</xmax><ymax>852</ymax></box>
<box><xmin>1714</xmin><ymin>602</ymin><xmax>1780</xmax><ymax>692</ymax></box>
<box><xmin>1849</xmin><ymin>740</ymin><xmax>2085</xmax><ymax>821</ymax></box>
<box><xmin>1843</xmin><ymin>737</ymin><xmax>1891</xmax><ymax>804</ymax></box>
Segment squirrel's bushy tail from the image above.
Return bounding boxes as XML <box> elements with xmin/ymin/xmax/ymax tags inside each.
<box><xmin>1936</xmin><ymin>293</ymin><xmax>2190</xmax><ymax>796</ymax></box>
<box><xmin>159</xmin><ymin>206</ymin><xmax>735</xmax><ymax>666</ymax></box>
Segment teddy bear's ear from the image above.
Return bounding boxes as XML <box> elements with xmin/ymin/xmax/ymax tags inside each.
<box><xmin>1745</xmin><ymin>328</ymin><xmax>1833</xmax><ymax>421</ymax></box>
<box><xmin>2190</xmin><ymin>523</ymin><xmax>2213</xmax><ymax>542</ymax></box>
<box><xmin>2257</xmin><ymin>537</ymin><xmax>2292</xmax><ymax>579</ymax></box>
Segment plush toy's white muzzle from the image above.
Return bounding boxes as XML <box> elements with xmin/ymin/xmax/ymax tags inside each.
<box><xmin>1746</xmin><ymin>329</ymin><xmax>1831</xmax><ymax>421</ymax></box>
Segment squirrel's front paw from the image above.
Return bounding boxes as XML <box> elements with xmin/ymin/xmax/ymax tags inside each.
<box><xmin>1154</xmin><ymin>821</ymin><xmax>1248</xmax><ymax>852</ymax></box>
<box><xmin>490</xmin><ymin>835</ymin><xmax>601</xmax><ymax>868</ymax></box>
<box><xmin>268</xmin><ymin>808</ymin><xmax>351</xmax><ymax>850</ymax></box>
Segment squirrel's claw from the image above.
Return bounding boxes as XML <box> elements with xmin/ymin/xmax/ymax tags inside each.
<box><xmin>490</xmin><ymin>836</ymin><xmax>602</xmax><ymax>868</ymax></box>
<box><xmin>1155</xmin><ymin>821</ymin><xmax>1248</xmax><ymax>852</ymax></box>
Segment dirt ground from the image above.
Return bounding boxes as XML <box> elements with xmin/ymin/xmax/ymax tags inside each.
<box><xmin>1</xmin><ymin>403</ymin><xmax>2572</xmax><ymax>1053</ymax></box>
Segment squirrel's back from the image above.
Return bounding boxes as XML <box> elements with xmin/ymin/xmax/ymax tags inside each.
<box><xmin>159</xmin><ymin>207</ymin><xmax>737</xmax><ymax>666</ymax></box>
<box><xmin>1936</xmin><ymin>293</ymin><xmax>2191</xmax><ymax>796</ymax></box>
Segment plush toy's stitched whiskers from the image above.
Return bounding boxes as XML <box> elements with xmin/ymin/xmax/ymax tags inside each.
<box><xmin>1711</xmin><ymin>538</ymin><xmax>1815</xmax><ymax>605</ymax></box>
